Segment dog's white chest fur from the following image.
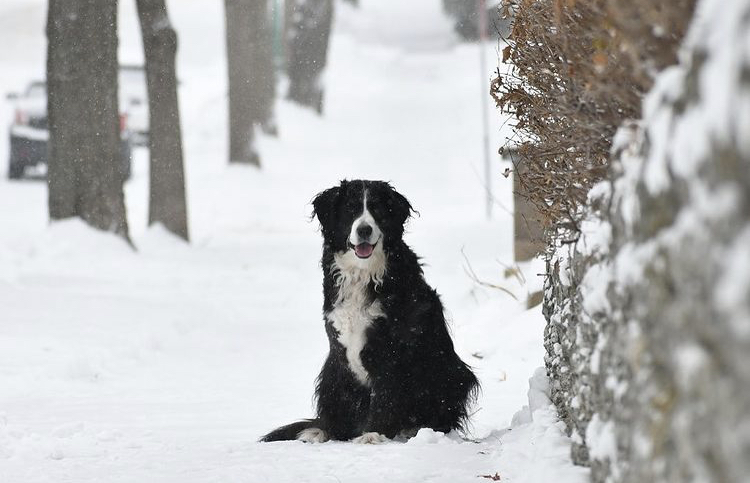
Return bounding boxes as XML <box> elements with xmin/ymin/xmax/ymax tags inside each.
<box><xmin>326</xmin><ymin>250</ymin><xmax>386</xmax><ymax>386</ymax></box>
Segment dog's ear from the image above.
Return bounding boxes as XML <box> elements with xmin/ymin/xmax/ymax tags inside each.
<box><xmin>311</xmin><ymin>185</ymin><xmax>341</xmax><ymax>232</ymax></box>
<box><xmin>386</xmin><ymin>184</ymin><xmax>415</xmax><ymax>227</ymax></box>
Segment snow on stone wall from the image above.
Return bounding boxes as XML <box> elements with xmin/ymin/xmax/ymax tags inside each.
<box><xmin>542</xmin><ymin>0</ymin><xmax>750</xmax><ymax>481</ymax></box>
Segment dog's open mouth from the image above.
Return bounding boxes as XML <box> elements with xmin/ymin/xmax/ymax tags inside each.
<box><xmin>350</xmin><ymin>241</ymin><xmax>377</xmax><ymax>259</ymax></box>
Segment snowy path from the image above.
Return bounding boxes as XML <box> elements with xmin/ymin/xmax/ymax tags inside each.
<box><xmin>0</xmin><ymin>1</ymin><xmax>586</xmax><ymax>482</ymax></box>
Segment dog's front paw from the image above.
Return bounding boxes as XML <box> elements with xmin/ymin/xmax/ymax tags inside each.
<box><xmin>351</xmin><ymin>432</ymin><xmax>388</xmax><ymax>444</ymax></box>
<box><xmin>296</xmin><ymin>427</ymin><xmax>329</xmax><ymax>443</ymax></box>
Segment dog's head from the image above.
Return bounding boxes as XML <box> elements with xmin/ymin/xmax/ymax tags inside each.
<box><xmin>312</xmin><ymin>180</ymin><xmax>414</xmax><ymax>261</ymax></box>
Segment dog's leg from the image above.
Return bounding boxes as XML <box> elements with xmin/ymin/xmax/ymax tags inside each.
<box><xmin>351</xmin><ymin>432</ymin><xmax>388</xmax><ymax>444</ymax></box>
<box><xmin>315</xmin><ymin>354</ymin><xmax>371</xmax><ymax>440</ymax></box>
<box><xmin>358</xmin><ymin>383</ymin><xmax>409</xmax><ymax>440</ymax></box>
<box><xmin>296</xmin><ymin>427</ymin><xmax>329</xmax><ymax>443</ymax></box>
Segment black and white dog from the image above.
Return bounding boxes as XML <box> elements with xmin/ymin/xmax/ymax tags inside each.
<box><xmin>261</xmin><ymin>180</ymin><xmax>479</xmax><ymax>444</ymax></box>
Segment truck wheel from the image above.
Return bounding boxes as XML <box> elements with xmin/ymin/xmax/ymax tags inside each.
<box><xmin>8</xmin><ymin>147</ymin><xmax>23</xmax><ymax>179</ymax></box>
<box><xmin>8</xmin><ymin>137</ymin><xmax>24</xmax><ymax>179</ymax></box>
<box><xmin>120</xmin><ymin>139</ymin><xmax>132</xmax><ymax>181</ymax></box>
<box><xmin>8</xmin><ymin>162</ymin><xmax>24</xmax><ymax>179</ymax></box>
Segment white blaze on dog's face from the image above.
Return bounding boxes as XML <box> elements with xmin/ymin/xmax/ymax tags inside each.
<box><xmin>348</xmin><ymin>190</ymin><xmax>384</xmax><ymax>262</ymax></box>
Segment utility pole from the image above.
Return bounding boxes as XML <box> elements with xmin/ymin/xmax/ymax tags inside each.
<box><xmin>478</xmin><ymin>0</ymin><xmax>492</xmax><ymax>220</ymax></box>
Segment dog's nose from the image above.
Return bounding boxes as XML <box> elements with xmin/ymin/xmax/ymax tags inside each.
<box><xmin>356</xmin><ymin>223</ymin><xmax>373</xmax><ymax>240</ymax></box>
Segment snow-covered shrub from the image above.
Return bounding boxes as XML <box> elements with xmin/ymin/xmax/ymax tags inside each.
<box><xmin>543</xmin><ymin>0</ymin><xmax>750</xmax><ymax>481</ymax></box>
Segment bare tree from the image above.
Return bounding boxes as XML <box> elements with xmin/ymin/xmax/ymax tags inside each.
<box><xmin>250</xmin><ymin>0</ymin><xmax>277</xmax><ymax>135</ymax></box>
<box><xmin>136</xmin><ymin>0</ymin><xmax>189</xmax><ymax>241</ymax></box>
<box><xmin>47</xmin><ymin>0</ymin><xmax>130</xmax><ymax>241</ymax></box>
<box><xmin>286</xmin><ymin>0</ymin><xmax>333</xmax><ymax>114</ymax></box>
<box><xmin>225</xmin><ymin>0</ymin><xmax>276</xmax><ymax>166</ymax></box>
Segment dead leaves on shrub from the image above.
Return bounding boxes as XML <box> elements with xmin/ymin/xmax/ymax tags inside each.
<box><xmin>495</xmin><ymin>0</ymin><xmax>695</xmax><ymax>249</ymax></box>
<box><xmin>502</xmin><ymin>45</ymin><xmax>512</xmax><ymax>63</ymax></box>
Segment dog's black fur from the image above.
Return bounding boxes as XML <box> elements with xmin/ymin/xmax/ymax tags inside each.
<box><xmin>261</xmin><ymin>180</ymin><xmax>479</xmax><ymax>442</ymax></box>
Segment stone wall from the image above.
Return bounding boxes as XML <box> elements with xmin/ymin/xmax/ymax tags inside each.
<box><xmin>542</xmin><ymin>0</ymin><xmax>750</xmax><ymax>481</ymax></box>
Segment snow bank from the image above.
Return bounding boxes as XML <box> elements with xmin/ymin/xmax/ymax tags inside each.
<box><xmin>491</xmin><ymin>368</ymin><xmax>588</xmax><ymax>483</ymax></box>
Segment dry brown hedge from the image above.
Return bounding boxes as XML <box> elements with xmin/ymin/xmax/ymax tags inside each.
<box><xmin>494</xmin><ymin>0</ymin><xmax>695</xmax><ymax>246</ymax></box>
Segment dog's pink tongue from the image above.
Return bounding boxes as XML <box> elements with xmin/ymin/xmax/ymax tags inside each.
<box><xmin>355</xmin><ymin>243</ymin><xmax>374</xmax><ymax>258</ymax></box>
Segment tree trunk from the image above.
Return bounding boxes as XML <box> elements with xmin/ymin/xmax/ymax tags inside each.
<box><xmin>225</xmin><ymin>0</ymin><xmax>275</xmax><ymax>165</ymax></box>
<box><xmin>286</xmin><ymin>0</ymin><xmax>333</xmax><ymax>114</ymax></box>
<box><xmin>249</xmin><ymin>0</ymin><xmax>277</xmax><ymax>135</ymax></box>
<box><xmin>47</xmin><ymin>0</ymin><xmax>130</xmax><ymax>241</ymax></box>
<box><xmin>136</xmin><ymin>0</ymin><xmax>190</xmax><ymax>241</ymax></box>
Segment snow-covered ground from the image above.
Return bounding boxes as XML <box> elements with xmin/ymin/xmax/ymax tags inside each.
<box><xmin>0</xmin><ymin>1</ymin><xmax>587</xmax><ymax>481</ymax></box>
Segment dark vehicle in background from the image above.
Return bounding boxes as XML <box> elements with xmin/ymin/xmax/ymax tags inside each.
<box><xmin>6</xmin><ymin>70</ymin><xmax>145</xmax><ymax>180</ymax></box>
<box><xmin>119</xmin><ymin>65</ymin><xmax>149</xmax><ymax>147</ymax></box>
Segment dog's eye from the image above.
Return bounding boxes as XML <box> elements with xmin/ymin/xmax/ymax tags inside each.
<box><xmin>369</xmin><ymin>206</ymin><xmax>386</xmax><ymax>221</ymax></box>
